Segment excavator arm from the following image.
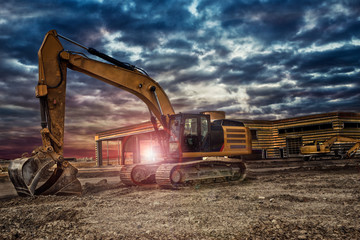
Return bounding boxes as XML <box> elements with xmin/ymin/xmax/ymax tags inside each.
<box><xmin>38</xmin><ymin>30</ymin><xmax>174</xmax><ymax>132</ymax></box>
<box><xmin>8</xmin><ymin>30</ymin><xmax>175</xmax><ymax>196</ymax></box>
<box><xmin>346</xmin><ymin>142</ymin><xmax>360</xmax><ymax>158</ymax></box>
<box><xmin>301</xmin><ymin>135</ymin><xmax>360</xmax><ymax>160</ymax></box>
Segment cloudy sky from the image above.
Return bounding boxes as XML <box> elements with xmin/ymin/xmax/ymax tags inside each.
<box><xmin>1</xmin><ymin>0</ymin><xmax>359</xmax><ymax>159</ymax></box>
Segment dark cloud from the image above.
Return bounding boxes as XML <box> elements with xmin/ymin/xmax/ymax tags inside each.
<box><xmin>165</xmin><ymin>39</ymin><xmax>193</xmax><ymax>50</ymax></box>
<box><xmin>221</xmin><ymin>1</ymin><xmax>305</xmax><ymax>42</ymax></box>
<box><xmin>102</xmin><ymin>1</ymin><xmax>197</xmax><ymax>50</ymax></box>
<box><xmin>143</xmin><ymin>52</ymin><xmax>199</xmax><ymax>73</ymax></box>
<box><xmin>247</xmin><ymin>87</ymin><xmax>289</xmax><ymax>106</ymax></box>
<box><xmin>219</xmin><ymin>60</ymin><xmax>273</xmax><ymax>84</ymax></box>
<box><xmin>294</xmin><ymin>5</ymin><xmax>360</xmax><ymax>46</ymax></box>
<box><xmin>288</xmin><ymin>46</ymin><xmax>360</xmax><ymax>73</ymax></box>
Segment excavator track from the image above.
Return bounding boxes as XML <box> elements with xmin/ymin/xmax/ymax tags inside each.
<box><xmin>155</xmin><ymin>159</ymin><xmax>246</xmax><ymax>188</ymax></box>
<box><xmin>120</xmin><ymin>164</ymin><xmax>138</xmax><ymax>186</ymax></box>
<box><xmin>119</xmin><ymin>159</ymin><xmax>246</xmax><ymax>188</ymax></box>
<box><xmin>120</xmin><ymin>164</ymin><xmax>159</xmax><ymax>186</ymax></box>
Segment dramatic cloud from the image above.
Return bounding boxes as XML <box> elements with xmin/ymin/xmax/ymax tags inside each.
<box><xmin>1</xmin><ymin>0</ymin><xmax>359</xmax><ymax>159</ymax></box>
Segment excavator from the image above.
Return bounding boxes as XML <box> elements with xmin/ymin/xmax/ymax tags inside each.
<box><xmin>8</xmin><ymin>30</ymin><xmax>252</xmax><ymax>196</ymax></box>
<box><xmin>301</xmin><ymin>136</ymin><xmax>360</xmax><ymax>161</ymax></box>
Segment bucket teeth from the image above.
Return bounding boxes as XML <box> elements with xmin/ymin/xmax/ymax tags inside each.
<box><xmin>8</xmin><ymin>155</ymin><xmax>82</xmax><ymax>197</ymax></box>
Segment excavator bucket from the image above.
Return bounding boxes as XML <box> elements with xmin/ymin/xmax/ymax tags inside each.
<box><xmin>8</xmin><ymin>155</ymin><xmax>82</xmax><ymax>197</ymax></box>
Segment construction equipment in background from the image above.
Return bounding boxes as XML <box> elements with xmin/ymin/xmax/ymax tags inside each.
<box><xmin>8</xmin><ymin>30</ymin><xmax>252</xmax><ymax>196</ymax></box>
<box><xmin>300</xmin><ymin>136</ymin><xmax>360</xmax><ymax>161</ymax></box>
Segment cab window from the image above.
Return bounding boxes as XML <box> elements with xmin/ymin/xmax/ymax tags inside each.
<box><xmin>183</xmin><ymin>117</ymin><xmax>198</xmax><ymax>152</ymax></box>
<box><xmin>169</xmin><ymin>117</ymin><xmax>181</xmax><ymax>142</ymax></box>
<box><xmin>200</xmin><ymin>116</ymin><xmax>208</xmax><ymax>142</ymax></box>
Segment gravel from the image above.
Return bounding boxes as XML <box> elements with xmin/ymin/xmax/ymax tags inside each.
<box><xmin>0</xmin><ymin>168</ymin><xmax>359</xmax><ymax>239</ymax></box>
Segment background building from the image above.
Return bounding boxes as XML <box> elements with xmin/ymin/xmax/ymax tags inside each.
<box><xmin>242</xmin><ymin>112</ymin><xmax>360</xmax><ymax>159</ymax></box>
<box><xmin>95</xmin><ymin>112</ymin><xmax>360</xmax><ymax>166</ymax></box>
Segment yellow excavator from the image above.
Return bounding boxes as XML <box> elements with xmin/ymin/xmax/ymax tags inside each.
<box><xmin>8</xmin><ymin>30</ymin><xmax>252</xmax><ymax>196</ymax></box>
<box><xmin>301</xmin><ymin>136</ymin><xmax>360</xmax><ymax>161</ymax></box>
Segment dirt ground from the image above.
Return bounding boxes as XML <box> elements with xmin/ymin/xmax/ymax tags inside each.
<box><xmin>0</xmin><ymin>168</ymin><xmax>359</xmax><ymax>240</ymax></box>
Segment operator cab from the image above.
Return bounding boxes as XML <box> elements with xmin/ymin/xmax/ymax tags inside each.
<box><xmin>169</xmin><ymin>113</ymin><xmax>211</xmax><ymax>158</ymax></box>
<box><xmin>168</xmin><ymin>113</ymin><xmax>246</xmax><ymax>160</ymax></box>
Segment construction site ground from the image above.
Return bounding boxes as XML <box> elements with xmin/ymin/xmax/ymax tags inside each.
<box><xmin>0</xmin><ymin>158</ymin><xmax>359</xmax><ymax>239</ymax></box>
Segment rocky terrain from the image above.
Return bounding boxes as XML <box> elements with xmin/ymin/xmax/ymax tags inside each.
<box><xmin>0</xmin><ymin>167</ymin><xmax>359</xmax><ymax>239</ymax></box>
